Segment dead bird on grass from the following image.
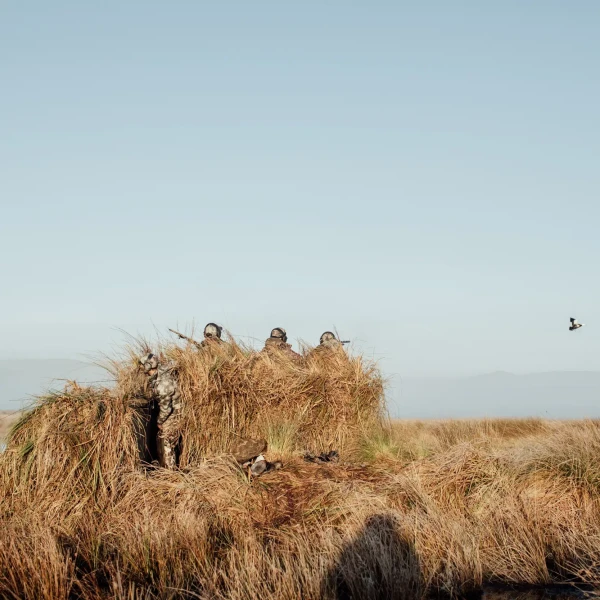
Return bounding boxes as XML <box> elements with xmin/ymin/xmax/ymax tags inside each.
<box><xmin>303</xmin><ymin>450</ymin><xmax>340</xmax><ymax>464</ymax></box>
<box><xmin>229</xmin><ymin>438</ymin><xmax>282</xmax><ymax>478</ymax></box>
<box><xmin>248</xmin><ymin>454</ymin><xmax>283</xmax><ymax>477</ymax></box>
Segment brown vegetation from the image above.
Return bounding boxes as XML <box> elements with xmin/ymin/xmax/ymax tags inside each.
<box><xmin>1</xmin><ymin>338</ymin><xmax>599</xmax><ymax>599</ymax></box>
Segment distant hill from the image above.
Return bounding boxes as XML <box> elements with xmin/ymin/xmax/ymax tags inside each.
<box><xmin>0</xmin><ymin>360</ymin><xmax>111</xmax><ymax>410</ymax></box>
<box><xmin>2</xmin><ymin>360</ymin><xmax>598</xmax><ymax>418</ymax></box>
<box><xmin>388</xmin><ymin>371</ymin><xmax>600</xmax><ymax>419</ymax></box>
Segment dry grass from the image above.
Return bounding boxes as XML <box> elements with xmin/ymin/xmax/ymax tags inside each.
<box><xmin>1</xmin><ymin>338</ymin><xmax>600</xmax><ymax>599</ymax></box>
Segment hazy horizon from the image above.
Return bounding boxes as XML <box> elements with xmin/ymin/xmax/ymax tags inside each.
<box><xmin>1</xmin><ymin>357</ymin><xmax>599</xmax><ymax>419</ymax></box>
<box><xmin>2</xmin><ymin>2</ymin><xmax>599</xmax><ymax>414</ymax></box>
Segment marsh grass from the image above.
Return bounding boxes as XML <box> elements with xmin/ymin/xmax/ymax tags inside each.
<box><xmin>1</xmin><ymin>337</ymin><xmax>599</xmax><ymax>599</ymax></box>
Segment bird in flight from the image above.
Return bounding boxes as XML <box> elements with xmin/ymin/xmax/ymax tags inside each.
<box><xmin>569</xmin><ymin>318</ymin><xmax>584</xmax><ymax>331</ymax></box>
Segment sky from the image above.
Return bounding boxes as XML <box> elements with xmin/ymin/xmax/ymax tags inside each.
<box><xmin>1</xmin><ymin>1</ymin><xmax>599</xmax><ymax>408</ymax></box>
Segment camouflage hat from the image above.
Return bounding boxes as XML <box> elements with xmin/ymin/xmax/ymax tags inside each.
<box><xmin>139</xmin><ymin>353</ymin><xmax>159</xmax><ymax>373</ymax></box>
<box><xmin>204</xmin><ymin>322</ymin><xmax>222</xmax><ymax>339</ymax></box>
<box><xmin>270</xmin><ymin>327</ymin><xmax>287</xmax><ymax>342</ymax></box>
<box><xmin>319</xmin><ymin>331</ymin><xmax>337</xmax><ymax>345</ymax></box>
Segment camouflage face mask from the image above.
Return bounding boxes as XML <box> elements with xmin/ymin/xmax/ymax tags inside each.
<box><xmin>204</xmin><ymin>323</ymin><xmax>222</xmax><ymax>339</ymax></box>
<box><xmin>320</xmin><ymin>332</ymin><xmax>337</xmax><ymax>345</ymax></box>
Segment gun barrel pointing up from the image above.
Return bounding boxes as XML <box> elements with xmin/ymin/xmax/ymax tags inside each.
<box><xmin>168</xmin><ymin>328</ymin><xmax>202</xmax><ymax>349</ymax></box>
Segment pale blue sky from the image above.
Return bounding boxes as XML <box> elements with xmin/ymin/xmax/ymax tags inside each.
<box><xmin>1</xmin><ymin>1</ymin><xmax>599</xmax><ymax>399</ymax></box>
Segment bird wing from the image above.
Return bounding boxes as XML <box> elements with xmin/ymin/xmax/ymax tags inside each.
<box><xmin>570</xmin><ymin>318</ymin><xmax>576</xmax><ymax>324</ymax></box>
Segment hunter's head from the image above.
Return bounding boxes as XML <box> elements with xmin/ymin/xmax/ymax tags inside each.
<box><xmin>319</xmin><ymin>331</ymin><xmax>341</xmax><ymax>348</ymax></box>
<box><xmin>204</xmin><ymin>322</ymin><xmax>222</xmax><ymax>340</ymax></box>
<box><xmin>270</xmin><ymin>327</ymin><xmax>287</xmax><ymax>343</ymax></box>
<box><xmin>139</xmin><ymin>353</ymin><xmax>159</xmax><ymax>375</ymax></box>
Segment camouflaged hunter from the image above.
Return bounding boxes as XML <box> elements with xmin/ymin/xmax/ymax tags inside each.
<box><xmin>201</xmin><ymin>322</ymin><xmax>223</xmax><ymax>347</ymax></box>
<box><xmin>139</xmin><ymin>353</ymin><xmax>182</xmax><ymax>469</ymax></box>
<box><xmin>263</xmin><ymin>327</ymin><xmax>301</xmax><ymax>360</ymax></box>
<box><xmin>319</xmin><ymin>331</ymin><xmax>342</xmax><ymax>350</ymax></box>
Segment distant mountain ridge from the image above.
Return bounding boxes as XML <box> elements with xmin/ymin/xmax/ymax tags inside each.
<box><xmin>390</xmin><ymin>370</ymin><xmax>600</xmax><ymax>419</ymax></box>
<box><xmin>1</xmin><ymin>360</ymin><xmax>598</xmax><ymax>418</ymax></box>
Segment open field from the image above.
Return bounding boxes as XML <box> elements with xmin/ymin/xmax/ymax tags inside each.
<box><xmin>1</xmin><ymin>339</ymin><xmax>600</xmax><ymax>599</ymax></box>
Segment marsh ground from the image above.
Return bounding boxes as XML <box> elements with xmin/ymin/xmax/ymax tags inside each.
<box><xmin>2</xmin><ymin>341</ymin><xmax>600</xmax><ymax>599</ymax></box>
<box><xmin>3</xmin><ymin>414</ymin><xmax>600</xmax><ymax>599</ymax></box>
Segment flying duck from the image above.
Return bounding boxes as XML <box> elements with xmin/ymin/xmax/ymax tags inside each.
<box><xmin>569</xmin><ymin>318</ymin><xmax>584</xmax><ymax>331</ymax></box>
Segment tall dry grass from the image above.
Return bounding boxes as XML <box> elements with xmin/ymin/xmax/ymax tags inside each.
<box><xmin>1</xmin><ymin>337</ymin><xmax>600</xmax><ymax>599</ymax></box>
<box><xmin>108</xmin><ymin>338</ymin><xmax>384</xmax><ymax>462</ymax></box>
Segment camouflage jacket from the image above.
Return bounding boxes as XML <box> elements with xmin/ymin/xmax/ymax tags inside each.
<box><xmin>200</xmin><ymin>337</ymin><xmax>223</xmax><ymax>349</ymax></box>
<box><xmin>307</xmin><ymin>343</ymin><xmax>345</xmax><ymax>360</ymax></box>
<box><xmin>151</xmin><ymin>362</ymin><xmax>182</xmax><ymax>426</ymax></box>
<box><xmin>320</xmin><ymin>338</ymin><xmax>342</xmax><ymax>350</ymax></box>
<box><xmin>263</xmin><ymin>337</ymin><xmax>301</xmax><ymax>360</ymax></box>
